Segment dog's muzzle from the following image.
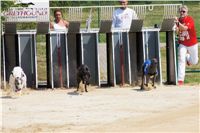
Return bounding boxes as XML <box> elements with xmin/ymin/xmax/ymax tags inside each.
<box><xmin>15</xmin><ymin>77</ymin><xmax>23</xmax><ymax>92</ymax></box>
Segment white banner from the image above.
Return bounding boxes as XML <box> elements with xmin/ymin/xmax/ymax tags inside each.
<box><xmin>4</xmin><ymin>7</ymin><xmax>49</xmax><ymax>22</ymax></box>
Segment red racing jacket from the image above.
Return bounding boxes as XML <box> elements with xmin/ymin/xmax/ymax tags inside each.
<box><xmin>178</xmin><ymin>16</ymin><xmax>198</xmax><ymax>46</ymax></box>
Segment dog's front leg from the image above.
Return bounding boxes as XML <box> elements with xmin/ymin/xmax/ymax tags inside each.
<box><xmin>19</xmin><ymin>90</ymin><xmax>22</xmax><ymax>96</ymax></box>
<box><xmin>145</xmin><ymin>75</ymin><xmax>151</xmax><ymax>91</ymax></box>
<box><xmin>152</xmin><ymin>75</ymin><xmax>156</xmax><ymax>89</ymax></box>
<box><xmin>84</xmin><ymin>82</ymin><xmax>88</xmax><ymax>92</ymax></box>
<box><xmin>141</xmin><ymin>74</ymin><xmax>145</xmax><ymax>90</ymax></box>
<box><xmin>145</xmin><ymin>75</ymin><xmax>150</xmax><ymax>88</ymax></box>
<box><xmin>77</xmin><ymin>79</ymin><xmax>80</xmax><ymax>92</ymax></box>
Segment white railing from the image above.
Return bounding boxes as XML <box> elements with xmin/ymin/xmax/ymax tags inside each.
<box><xmin>2</xmin><ymin>4</ymin><xmax>181</xmax><ymax>27</ymax></box>
<box><xmin>50</xmin><ymin>4</ymin><xmax>181</xmax><ymax>27</ymax></box>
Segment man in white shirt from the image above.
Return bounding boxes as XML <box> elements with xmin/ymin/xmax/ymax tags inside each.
<box><xmin>112</xmin><ymin>0</ymin><xmax>138</xmax><ymax>29</ymax></box>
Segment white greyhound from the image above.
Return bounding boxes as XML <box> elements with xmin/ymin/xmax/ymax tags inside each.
<box><xmin>9</xmin><ymin>66</ymin><xmax>27</xmax><ymax>94</ymax></box>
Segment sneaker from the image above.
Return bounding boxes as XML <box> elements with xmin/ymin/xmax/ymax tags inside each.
<box><xmin>178</xmin><ymin>80</ymin><xmax>184</xmax><ymax>86</ymax></box>
<box><xmin>186</xmin><ymin>60</ymin><xmax>191</xmax><ymax>66</ymax></box>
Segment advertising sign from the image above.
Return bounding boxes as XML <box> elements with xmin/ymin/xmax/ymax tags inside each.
<box><xmin>3</xmin><ymin>0</ymin><xmax>49</xmax><ymax>22</ymax></box>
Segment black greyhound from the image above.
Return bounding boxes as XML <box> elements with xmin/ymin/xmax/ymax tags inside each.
<box><xmin>77</xmin><ymin>64</ymin><xmax>91</xmax><ymax>92</ymax></box>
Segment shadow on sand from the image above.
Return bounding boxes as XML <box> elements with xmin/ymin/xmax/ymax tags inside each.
<box><xmin>0</xmin><ymin>96</ymin><xmax>17</xmax><ymax>99</ymax></box>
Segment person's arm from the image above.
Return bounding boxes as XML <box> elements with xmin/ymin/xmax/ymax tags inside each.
<box><xmin>50</xmin><ymin>22</ymin><xmax>54</xmax><ymax>30</ymax></box>
<box><xmin>132</xmin><ymin>10</ymin><xmax>138</xmax><ymax>19</ymax></box>
<box><xmin>174</xmin><ymin>17</ymin><xmax>187</xmax><ymax>31</ymax></box>
<box><xmin>175</xmin><ymin>26</ymin><xmax>179</xmax><ymax>34</ymax></box>
<box><xmin>177</xmin><ymin>21</ymin><xmax>188</xmax><ymax>31</ymax></box>
<box><xmin>175</xmin><ymin>17</ymin><xmax>194</xmax><ymax>31</ymax></box>
<box><xmin>112</xmin><ymin>10</ymin><xmax>117</xmax><ymax>28</ymax></box>
<box><xmin>63</xmin><ymin>20</ymin><xmax>69</xmax><ymax>28</ymax></box>
<box><xmin>174</xmin><ymin>17</ymin><xmax>179</xmax><ymax>34</ymax></box>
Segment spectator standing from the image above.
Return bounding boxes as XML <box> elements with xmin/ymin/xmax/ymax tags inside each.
<box><xmin>175</xmin><ymin>5</ymin><xmax>199</xmax><ymax>85</ymax></box>
<box><xmin>50</xmin><ymin>9</ymin><xmax>69</xmax><ymax>31</ymax></box>
<box><xmin>112</xmin><ymin>0</ymin><xmax>137</xmax><ymax>29</ymax></box>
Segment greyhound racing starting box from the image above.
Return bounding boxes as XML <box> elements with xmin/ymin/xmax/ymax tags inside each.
<box><xmin>67</xmin><ymin>21</ymin><xmax>100</xmax><ymax>87</ymax></box>
<box><xmin>2</xmin><ymin>22</ymin><xmax>38</xmax><ymax>88</ymax></box>
<box><xmin>2</xmin><ymin>3</ymin><xmax>49</xmax><ymax>89</ymax></box>
<box><xmin>46</xmin><ymin>21</ymin><xmax>100</xmax><ymax>88</ymax></box>
<box><xmin>78</xmin><ymin>29</ymin><xmax>100</xmax><ymax>86</ymax></box>
<box><xmin>46</xmin><ymin>32</ymin><xmax>68</xmax><ymax>88</ymax></box>
<box><xmin>99</xmin><ymin>20</ymin><xmax>131</xmax><ymax>86</ymax></box>
<box><xmin>129</xmin><ymin>26</ymin><xmax>162</xmax><ymax>85</ymax></box>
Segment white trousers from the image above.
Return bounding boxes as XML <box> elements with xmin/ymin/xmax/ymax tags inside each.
<box><xmin>178</xmin><ymin>44</ymin><xmax>199</xmax><ymax>81</ymax></box>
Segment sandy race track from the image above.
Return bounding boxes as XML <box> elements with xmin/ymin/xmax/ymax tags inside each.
<box><xmin>1</xmin><ymin>85</ymin><xmax>199</xmax><ymax>133</ymax></box>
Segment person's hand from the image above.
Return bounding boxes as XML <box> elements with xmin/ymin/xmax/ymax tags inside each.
<box><xmin>174</xmin><ymin>17</ymin><xmax>179</xmax><ymax>23</ymax></box>
<box><xmin>174</xmin><ymin>17</ymin><xmax>180</xmax><ymax>27</ymax></box>
<box><xmin>173</xmin><ymin>17</ymin><xmax>179</xmax><ymax>33</ymax></box>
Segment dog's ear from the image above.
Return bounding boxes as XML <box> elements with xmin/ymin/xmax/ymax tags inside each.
<box><xmin>85</xmin><ymin>65</ymin><xmax>89</xmax><ymax>71</ymax></box>
<box><xmin>15</xmin><ymin>77</ymin><xmax>20</xmax><ymax>82</ymax></box>
<box><xmin>88</xmin><ymin>71</ymin><xmax>91</xmax><ymax>77</ymax></box>
<box><xmin>21</xmin><ymin>73</ymin><xmax>25</xmax><ymax>77</ymax></box>
<box><xmin>85</xmin><ymin>67</ymin><xmax>88</xmax><ymax>71</ymax></box>
<box><xmin>152</xmin><ymin>58</ymin><xmax>158</xmax><ymax>64</ymax></box>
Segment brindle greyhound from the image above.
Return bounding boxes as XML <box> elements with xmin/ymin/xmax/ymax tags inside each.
<box><xmin>141</xmin><ymin>58</ymin><xmax>158</xmax><ymax>91</ymax></box>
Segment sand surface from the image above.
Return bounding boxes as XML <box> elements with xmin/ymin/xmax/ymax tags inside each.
<box><xmin>1</xmin><ymin>85</ymin><xmax>199</xmax><ymax>133</ymax></box>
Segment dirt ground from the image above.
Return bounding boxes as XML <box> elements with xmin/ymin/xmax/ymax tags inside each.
<box><xmin>0</xmin><ymin>85</ymin><xmax>199</xmax><ymax>133</ymax></box>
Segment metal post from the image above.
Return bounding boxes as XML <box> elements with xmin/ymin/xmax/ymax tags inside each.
<box><xmin>56</xmin><ymin>33</ymin><xmax>63</xmax><ymax>88</ymax></box>
<box><xmin>30</xmin><ymin>34</ymin><xmax>34</xmax><ymax>88</ymax></box>
<box><xmin>2</xmin><ymin>34</ymin><xmax>6</xmax><ymax>89</ymax></box>
<box><xmin>65</xmin><ymin>33</ymin><xmax>69</xmax><ymax>88</ymax></box>
<box><xmin>119</xmin><ymin>32</ymin><xmax>124</xmax><ymax>86</ymax></box>
<box><xmin>50</xmin><ymin>34</ymin><xmax>54</xmax><ymax>88</ymax></box>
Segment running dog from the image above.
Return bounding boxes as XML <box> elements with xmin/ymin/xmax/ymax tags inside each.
<box><xmin>77</xmin><ymin>64</ymin><xmax>91</xmax><ymax>92</ymax></box>
<box><xmin>141</xmin><ymin>58</ymin><xmax>158</xmax><ymax>91</ymax></box>
<box><xmin>9</xmin><ymin>66</ymin><xmax>27</xmax><ymax>94</ymax></box>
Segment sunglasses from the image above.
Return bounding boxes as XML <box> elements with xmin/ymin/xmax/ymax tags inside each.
<box><xmin>180</xmin><ymin>10</ymin><xmax>186</xmax><ymax>13</ymax></box>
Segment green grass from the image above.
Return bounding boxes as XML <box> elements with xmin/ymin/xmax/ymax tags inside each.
<box><xmin>187</xmin><ymin>3</ymin><xmax>200</xmax><ymax>37</ymax></box>
<box><xmin>37</xmin><ymin>41</ymin><xmax>47</xmax><ymax>81</ymax></box>
<box><xmin>169</xmin><ymin>2</ymin><xmax>199</xmax><ymax>37</ymax></box>
<box><xmin>184</xmin><ymin>73</ymin><xmax>200</xmax><ymax>85</ymax></box>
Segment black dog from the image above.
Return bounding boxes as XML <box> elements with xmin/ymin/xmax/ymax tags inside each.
<box><xmin>141</xmin><ymin>58</ymin><xmax>158</xmax><ymax>91</ymax></box>
<box><xmin>77</xmin><ymin>64</ymin><xmax>91</xmax><ymax>92</ymax></box>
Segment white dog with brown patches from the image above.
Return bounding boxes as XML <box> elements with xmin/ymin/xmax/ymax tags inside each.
<box><xmin>9</xmin><ymin>66</ymin><xmax>27</xmax><ymax>94</ymax></box>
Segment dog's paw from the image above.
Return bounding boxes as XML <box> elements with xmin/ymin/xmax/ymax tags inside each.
<box><xmin>145</xmin><ymin>87</ymin><xmax>152</xmax><ymax>91</ymax></box>
<box><xmin>140</xmin><ymin>86</ymin><xmax>144</xmax><ymax>90</ymax></box>
<box><xmin>73</xmin><ymin>89</ymin><xmax>78</xmax><ymax>93</ymax></box>
<box><xmin>142</xmin><ymin>85</ymin><xmax>152</xmax><ymax>91</ymax></box>
<box><xmin>141</xmin><ymin>85</ymin><xmax>151</xmax><ymax>91</ymax></box>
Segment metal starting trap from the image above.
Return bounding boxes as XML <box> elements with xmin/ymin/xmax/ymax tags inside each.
<box><xmin>1</xmin><ymin>4</ymin><xmax>181</xmax><ymax>89</ymax></box>
<box><xmin>47</xmin><ymin>8</ymin><xmax>100</xmax><ymax>88</ymax></box>
<box><xmin>1</xmin><ymin>6</ymin><xmax>49</xmax><ymax>89</ymax></box>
